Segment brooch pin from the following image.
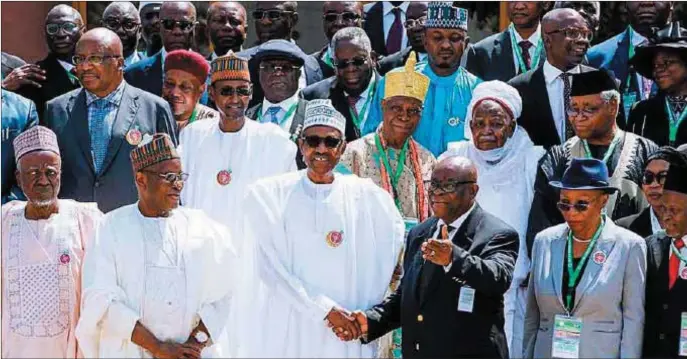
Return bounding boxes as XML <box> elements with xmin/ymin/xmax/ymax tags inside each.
<box><xmin>593</xmin><ymin>250</ymin><xmax>606</xmax><ymax>265</ymax></box>
<box><xmin>59</xmin><ymin>252</ymin><xmax>71</xmax><ymax>265</ymax></box>
<box><xmin>126</xmin><ymin>128</ymin><xmax>142</xmax><ymax>145</ymax></box>
<box><xmin>217</xmin><ymin>169</ymin><xmax>232</xmax><ymax>186</ymax></box>
<box><xmin>326</xmin><ymin>231</ymin><xmax>344</xmax><ymax>248</ymax></box>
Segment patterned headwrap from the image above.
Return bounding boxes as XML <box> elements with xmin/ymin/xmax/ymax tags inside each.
<box><xmin>130</xmin><ymin>133</ymin><xmax>179</xmax><ymax>172</ymax></box>
<box><xmin>211</xmin><ymin>50</ymin><xmax>251</xmax><ymax>84</ymax></box>
<box><xmin>303</xmin><ymin>99</ymin><xmax>347</xmax><ymax>135</ymax></box>
<box><xmin>384</xmin><ymin>52</ymin><xmax>430</xmax><ymax>102</ymax></box>
<box><xmin>425</xmin><ymin>2</ymin><xmax>468</xmax><ymax>31</ymax></box>
<box><xmin>13</xmin><ymin>125</ymin><xmax>60</xmax><ymax>162</ymax></box>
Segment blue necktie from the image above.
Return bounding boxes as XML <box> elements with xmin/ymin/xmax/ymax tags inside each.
<box><xmin>90</xmin><ymin>99</ymin><xmax>110</xmax><ymax>173</ymax></box>
<box><xmin>266</xmin><ymin>106</ymin><xmax>281</xmax><ymax>124</ymax></box>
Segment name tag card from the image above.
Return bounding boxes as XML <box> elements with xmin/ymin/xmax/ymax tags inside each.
<box><xmin>457</xmin><ymin>286</ymin><xmax>475</xmax><ymax>313</ymax></box>
<box><xmin>552</xmin><ymin>315</ymin><xmax>582</xmax><ymax>359</ymax></box>
<box><xmin>680</xmin><ymin>312</ymin><xmax>687</xmax><ymax>357</ymax></box>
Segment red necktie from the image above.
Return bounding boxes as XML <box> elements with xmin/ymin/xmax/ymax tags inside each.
<box><xmin>669</xmin><ymin>238</ymin><xmax>685</xmax><ymax>289</ymax></box>
<box><xmin>518</xmin><ymin>41</ymin><xmax>533</xmax><ymax>70</ymax></box>
<box><xmin>386</xmin><ymin>7</ymin><xmax>403</xmax><ymax>54</ymax></box>
<box><xmin>348</xmin><ymin>95</ymin><xmax>360</xmax><ymax>116</ymax></box>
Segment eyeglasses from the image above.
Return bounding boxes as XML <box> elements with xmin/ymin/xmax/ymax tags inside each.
<box><xmin>163</xmin><ymin>80</ymin><xmax>198</xmax><ymax>95</ymax></box>
<box><xmin>46</xmin><ymin>22</ymin><xmax>80</xmax><ymax>35</ymax></box>
<box><xmin>404</xmin><ymin>16</ymin><xmax>427</xmax><ymax>28</ymax></box>
<box><xmin>643</xmin><ymin>171</ymin><xmax>668</xmax><ymax>185</ymax></box>
<box><xmin>653</xmin><ymin>59</ymin><xmax>680</xmax><ymax>71</ymax></box>
<box><xmin>259</xmin><ymin>63</ymin><xmax>301</xmax><ymax>74</ymax></box>
<box><xmin>302</xmin><ymin>135</ymin><xmax>342</xmax><ymax>148</ymax></box>
<box><xmin>334</xmin><ymin>57</ymin><xmax>368</xmax><ymax>70</ymax></box>
<box><xmin>387</xmin><ymin>105</ymin><xmax>423</xmax><ymax>117</ymax></box>
<box><xmin>210</xmin><ymin>15</ymin><xmax>244</xmax><ymax>27</ymax></box>
<box><xmin>73</xmin><ymin>54</ymin><xmax>121</xmax><ymax>66</ymax></box>
<box><xmin>252</xmin><ymin>9</ymin><xmax>292</xmax><ymax>21</ymax></box>
<box><xmin>217</xmin><ymin>85</ymin><xmax>252</xmax><ymax>97</ymax></box>
<box><xmin>547</xmin><ymin>27</ymin><xmax>592</xmax><ymax>41</ymax></box>
<box><xmin>567</xmin><ymin>104</ymin><xmax>602</xmax><ymax>117</ymax></box>
<box><xmin>142</xmin><ymin>171</ymin><xmax>189</xmax><ymax>184</ymax></box>
<box><xmin>103</xmin><ymin>18</ymin><xmax>140</xmax><ymax>32</ymax></box>
<box><xmin>556</xmin><ymin>197</ymin><xmax>602</xmax><ymax>212</ymax></box>
<box><xmin>323</xmin><ymin>12</ymin><xmax>361</xmax><ymax>23</ymax></box>
<box><xmin>161</xmin><ymin>19</ymin><xmax>196</xmax><ymax>32</ymax></box>
<box><xmin>424</xmin><ymin>180</ymin><xmax>475</xmax><ymax>195</ymax></box>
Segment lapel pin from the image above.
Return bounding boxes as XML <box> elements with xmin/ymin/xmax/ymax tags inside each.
<box><xmin>126</xmin><ymin>128</ymin><xmax>142</xmax><ymax>145</ymax></box>
<box><xmin>593</xmin><ymin>250</ymin><xmax>606</xmax><ymax>265</ymax></box>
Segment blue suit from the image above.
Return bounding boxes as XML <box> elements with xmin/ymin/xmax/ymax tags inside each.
<box><xmin>1</xmin><ymin>89</ymin><xmax>38</xmax><ymax>203</ymax></box>
<box><xmin>124</xmin><ymin>51</ymin><xmax>163</xmax><ymax>97</ymax></box>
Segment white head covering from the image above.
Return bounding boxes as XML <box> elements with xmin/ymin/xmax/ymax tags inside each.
<box><xmin>139</xmin><ymin>1</ymin><xmax>162</xmax><ymax>12</ymax></box>
<box><xmin>13</xmin><ymin>125</ymin><xmax>60</xmax><ymax>162</ymax></box>
<box><xmin>303</xmin><ymin>99</ymin><xmax>347</xmax><ymax>135</ymax></box>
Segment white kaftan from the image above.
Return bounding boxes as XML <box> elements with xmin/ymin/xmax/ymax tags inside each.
<box><xmin>76</xmin><ymin>204</ymin><xmax>238</xmax><ymax>358</ymax></box>
<box><xmin>1</xmin><ymin>199</ymin><xmax>102</xmax><ymax>358</ymax></box>
<box><xmin>242</xmin><ymin>171</ymin><xmax>405</xmax><ymax>358</ymax></box>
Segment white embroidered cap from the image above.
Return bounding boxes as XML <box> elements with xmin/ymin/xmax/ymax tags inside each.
<box><xmin>303</xmin><ymin>99</ymin><xmax>347</xmax><ymax>135</ymax></box>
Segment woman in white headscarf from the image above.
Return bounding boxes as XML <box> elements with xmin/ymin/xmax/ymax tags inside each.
<box><xmin>439</xmin><ymin>80</ymin><xmax>545</xmax><ymax>359</ymax></box>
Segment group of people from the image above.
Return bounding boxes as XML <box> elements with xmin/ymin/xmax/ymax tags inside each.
<box><xmin>2</xmin><ymin>1</ymin><xmax>687</xmax><ymax>358</ymax></box>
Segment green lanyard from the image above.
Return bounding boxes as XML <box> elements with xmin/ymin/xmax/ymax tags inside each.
<box><xmin>257</xmin><ymin>102</ymin><xmax>298</xmax><ymax>127</ymax></box>
<box><xmin>664</xmin><ymin>98</ymin><xmax>687</xmax><ymax>143</ymax></box>
<box><xmin>349</xmin><ymin>81</ymin><xmax>376</xmax><ymax>130</ymax></box>
<box><xmin>374</xmin><ymin>133</ymin><xmax>408</xmax><ymax>209</ymax></box>
<box><xmin>508</xmin><ymin>23</ymin><xmax>543</xmax><ymax>74</ymax></box>
<box><xmin>188</xmin><ymin>107</ymin><xmax>199</xmax><ymax>124</ymax></box>
<box><xmin>322</xmin><ymin>48</ymin><xmax>334</xmax><ymax>69</ymax></box>
<box><xmin>566</xmin><ymin>217</ymin><xmax>606</xmax><ymax>311</ymax></box>
<box><xmin>624</xmin><ymin>27</ymin><xmax>640</xmax><ymax>95</ymax></box>
<box><xmin>582</xmin><ymin>131</ymin><xmax>621</xmax><ymax>164</ymax></box>
<box><xmin>66</xmin><ymin>69</ymin><xmax>79</xmax><ymax>85</ymax></box>
<box><xmin>671</xmin><ymin>239</ymin><xmax>687</xmax><ymax>263</ymax></box>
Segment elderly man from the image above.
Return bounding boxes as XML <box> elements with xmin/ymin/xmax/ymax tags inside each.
<box><xmin>125</xmin><ymin>1</ymin><xmax>197</xmax><ymax>97</ymax></box>
<box><xmin>4</xmin><ymin>5</ymin><xmax>84</xmax><ymax>121</ymax></box>
<box><xmin>553</xmin><ymin>1</ymin><xmax>600</xmax><ymax>41</ymax></box>
<box><xmin>1</xmin><ymin>89</ymin><xmax>38</xmax><ymax>204</ymax></box>
<box><xmin>2</xmin><ymin>126</ymin><xmax>103</xmax><ymax>358</ymax></box>
<box><xmin>179</xmin><ymin>51</ymin><xmax>296</xmax><ymax>242</ymax></box>
<box><xmin>312</xmin><ymin>2</ymin><xmax>364</xmax><ymax>79</ymax></box>
<box><xmin>302</xmin><ymin>27</ymin><xmax>378</xmax><ymax>142</ymax></box>
<box><xmin>364</xmin><ymin>2</ymin><xmax>480</xmax><ymax>157</ymax></box>
<box><xmin>139</xmin><ymin>2</ymin><xmax>162</xmax><ymax>58</ymax></box>
<box><xmin>206</xmin><ymin>1</ymin><xmax>247</xmax><ymax>60</ymax></box>
<box><xmin>102</xmin><ymin>2</ymin><xmax>142</xmax><ymax>67</ymax></box>
<box><xmin>162</xmin><ymin>50</ymin><xmax>217</xmax><ymax>133</ymax></box>
<box><xmin>242</xmin><ymin>99</ymin><xmax>404</xmax><ymax>358</ymax></box>
<box><xmin>378</xmin><ymin>1</ymin><xmax>430</xmax><ymax>76</ymax></box>
<box><xmin>44</xmin><ymin>28</ymin><xmax>176</xmax><ymax>213</ymax></box>
<box><xmin>77</xmin><ymin>133</ymin><xmax>238</xmax><ymax>358</ymax></box>
<box><xmin>348</xmin><ymin>156</ymin><xmax>518</xmax><ymax>358</ymax></box>
<box><xmin>527</xmin><ymin>69</ymin><xmax>657</xmax><ymax>256</ymax></box>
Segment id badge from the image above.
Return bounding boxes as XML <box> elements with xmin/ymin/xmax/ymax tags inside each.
<box><xmin>403</xmin><ymin>218</ymin><xmax>419</xmax><ymax>236</ymax></box>
<box><xmin>552</xmin><ymin>315</ymin><xmax>582</xmax><ymax>358</ymax></box>
<box><xmin>622</xmin><ymin>92</ymin><xmax>638</xmax><ymax>120</ymax></box>
<box><xmin>457</xmin><ymin>286</ymin><xmax>475</xmax><ymax>313</ymax></box>
<box><xmin>679</xmin><ymin>312</ymin><xmax>687</xmax><ymax>356</ymax></box>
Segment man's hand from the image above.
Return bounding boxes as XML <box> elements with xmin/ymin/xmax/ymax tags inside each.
<box><xmin>352</xmin><ymin>311</ymin><xmax>368</xmax><ymax>337</ymax></box>
<box><xmin>2</xmin><ymin>64</ymin><xmax>46</xmax><ymax>91</ymax></box>
<box><xmin>152</xmin><ymin>342</ymin><xmax>202</xmax><ymax>359</ymax></box>
<box><xmin>326</xmin><ymin>307</ymin><xmax>361</xmax><ymax>341</ymax></box>
<box><xmin>421</xmin><ymin>238</ymin><xmax>453</xmax><ymax>266</ymax></box>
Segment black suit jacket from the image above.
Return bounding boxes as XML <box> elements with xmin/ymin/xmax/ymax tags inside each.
<box><xmin>124</xmin><ymin>51</ymin><xmax>163</xmax><ymax>97</ymax></box>
<box><xmin>615</xmin><ymin>205</ymin><xmax>653</xmax><ymax>239</ymax></box>
<box><xmin>310</xmin><ymin>46</ymin><xmax>336</xmax><ymax>79</ymax></box>
<box><xmin>44</xmin><ymin>83</ymin><xmax>177</xmax><ymax>213</ymax></box>
<box><xmin>1</xmin><ymin>52</ymin><xmax>26</xmax><ymax>79</ymax></box>
<box><xmin>364</xmin><ymin>204</ymin><xmax>518</xmax><ymax>358</ymax></box>
<box><xmin>467</xmin><ymin>30</ymin><xmax>546</xmax><ymax>82</ymax></box>
<box><xmin>15</xmin><ymin>53</ymin><xmax>80</xmax><ymax>123</ymax></box>
<box><xmin>627</xmin><ymin>94</ymin><xmax>687</xmax><ymax>147</ymax></box>
<box><xmin>643</xmin><ymin>233</ymin><xmax>687</xmax><ymax>358</ymax></box>
<box><xmin>245</xmin><ymin>97</ymin><xmax>308</xmax><ymax>169</ymax></box>
<box><xmin>363</xmin><ymin>2</ymin><xmax>388</xmax><ymax>57</ymax></box>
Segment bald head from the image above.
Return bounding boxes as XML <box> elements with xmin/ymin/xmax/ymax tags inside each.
<box><xmin>160</xmin><ymin>1</ymin><xmax>196</xmax><ymax>52</ymax></box>
<box><xmin>541</xmin><ymin>8</ymin><xmax>584</xmax><ymax>32</ymax></box>
<box><xmin>429</xmin><ymin>156</ymin><xmax>479</xmax><ymax>222</ymax></box>
<box><xmin>434</xmin><ymin>156</ymin><xmax>478</xmax><ymax>183</ymax></box>
<box><xmin>161</xmin><ymin>1</ymin><xmax>197</xmax><ymax>19</ymax></box>
<box><xmin>542</xmin><ymin>8</ymin><xmax>590</xmax><ymax>71</ymax></box>
<box><xmin>103</xmin><ymin>1</ymin><xmax>138</xmax><ymax>19</ymax></box>
<box><xmin>74</xmin><ymin>28</ymin><xmax>125</xmax><ymax>97</ymax></box>
<box><xmin>45</xmin><ymin>5</ymin><xmax>84</xmax><ymax>60</ymax></box>
<box><xmin>46</xmin><ymin>4</ymin><xmax>83</xmax><ymax>24</ymax></box>
<box><xmin>79</xmin><ymin>28</ymin><xmax>123</xmax><ymax>55</ymax></box>
<box><xmin>102</xmin><ymin>2</ymin><xmax>140</xmax><ymax>58</ymax></box>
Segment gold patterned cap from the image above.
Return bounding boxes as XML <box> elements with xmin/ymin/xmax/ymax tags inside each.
<box><xmin>211</xmin><ymin>50</ymin><xmax>251</xmax><ymax>84</ymax></box>
<box><xmin>384</xmin><ymin>52</ymin><xmax>430</xmax><ymax>102</ymax></box>
<box><xmin>130</xmin><ymin>133</ymin><xmax>179</xmax><ymax>172</ymax></box>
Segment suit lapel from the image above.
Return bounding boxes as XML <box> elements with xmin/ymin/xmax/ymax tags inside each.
<box><xmin>573</xmin><ymin>223</ymin><xmax>619</xmax><ymax>313</ymax></box>
<box><xmin>654</xmin><ymin>235</ymin><xmax>671</xmax><ymax>291</ymax></box>
<box><xmin>533</xmin><ymin>67</ymin><xmax>559</xmax><ymax>144</ymax></box>
<box><xmin>288</xmin><ymin>98</ymin><xmax>307</xmax><ymax>141</ymax></box>
<box><xmin>497</xmin><ymin>30</ymin><xmax>517</xmax><ymax>79</ymax></box>
<box><xmin>67</xmin><ymin>90</ymin><xmax>96</xmax><ymax>173</ymax></box>
<box><xmin>100</xmin><ymin>85</ymin><xmax>139</xmax><ymax>174</ymax></box>
<box><xmin>612</xmin><ymin>32</ymin><xmax>631</xmax><ymax>91</ymax></box>
<box><xmin>551</xmin><ymin>234</ymin><xmax>567</xmax><ymax>310</ymax></box>
<box><xmin>145</xmin><ymin>53</ymin><xmax>163</xmax><ymax>95</ymax></box>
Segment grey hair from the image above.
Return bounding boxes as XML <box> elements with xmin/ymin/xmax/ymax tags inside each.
<box><xmin>331</xmin><ymin>27</ymin><xmax>372</xmax><ymax>60</ymax></box>
<box><xmin>600</xmin><ymin>89</ymin><xmax>620</xmax><ymax>112</ymax></box>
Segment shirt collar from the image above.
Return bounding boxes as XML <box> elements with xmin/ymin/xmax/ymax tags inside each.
<box><xmin>85</xmin><ymin>81</ymin><xmax>126</xmax><ymax>106</ymax></box>
<box><xmin>543</xmin><ymin>60</ymin><xmax>580</xmax><ymax>85</ymax></box>
<box><xmin>383</xmin><ymin>1</ymin><xmax>409</xmax><ymax>15</ymax></box>
<box><xmin>512</xmin><ymin>23</ymin><xmax>542</xmax><ymax>45</ymax></box>
<box><xmin>262</xmin><ymin>92</ymin><xmax>300</xmax><ymax>115</ymax></box>
<box><xmin>650</xmin><ymin>206</ymin><xmax>664</xmax><ymax>235</ymax></box>
<box><xmin>438</xmin><ymin>202</ymin><xmax>477</xmax><ymax>231</ymax></box>
<box><xmin>628</xmin><ymin>26</ymin><xmax>647</xmax><ymax>46</ymax></box>
<box><xmin>57</xmin><ymin>59</ymin><xmax>74</xmax><ymax>72</ymax></box>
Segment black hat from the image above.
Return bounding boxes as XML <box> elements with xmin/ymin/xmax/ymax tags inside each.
<box><xmin>570</xmin><ymin>69</ymin><xmax>619</xmax><ymax>96</ymax></box>
<box><xmin>663</xmin><ymin>163</ymin><xmax>687</xmax><ymax>195</ymax></box>
<box><xmin>646</xmin><ymin>146</ymin><xmax>687</xmax><ymax>168</ymax></box>
<box><xmin>631</xmin><ymin>21</ymin><xmax>687</xmax><ymax>80</ymax></box>
<box><xmin>252</xmin><ymin>39</ymin><xmax>306</xmax><ymax>66</ymax></box>
<box><xmin>549</xmin><ymin>158</ymin><xmax>619</xmax><ymax>193</ymax></box>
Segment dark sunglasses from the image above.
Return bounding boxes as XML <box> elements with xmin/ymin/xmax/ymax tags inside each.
<box><xmin>161</xmin><ymin>19</ymin><xmax>195</xmax><ymax>32</ymax></box>
<box><xmin>143</xmin><ymin>11</ymin><xmax>159</xmax><ymax>21</ymax></box>
<box><xmin>46</xmin><ymin>22</ymin><xmax>80</xmax><ymax>35</ymax></box>
<box><xmin>642</xmin><ymin>171</ymin><xmax>668</xmax><ymax>185</ymax></box>
<box><xmin>323</xmin><ymin>12</ymin><xmax>361</xmax><ymax>23</ymax></box>
<box><xmin>217</xmin><ymin>86</ymin><xmax>251</xmax><ymax>97</ymax></box>
<box><xmin>252</xmin><ymin>9</ymin><xmax>291</xmax><ymax>21</ymax></box>
<box><xmin>142</xmin><ymin>171</ymin><xmax>189</xmax><ymax>184</ymax></box>
<box><xmin>259</xmin><ymin>63</ymin><xmax>301</xmax><ymax>74</ymax></box>
<box><xmin>556</xmin><ymin>200</ymin><xmax>592</xmax><ymax>212</ymax></box>
<box><xmin>404</xmin><ymin>16</ymin><xmax>427</xmax><ymax>28</ymax></box>
<box><xmin>302</xmin><ymin>135</ymin><xmax>342</xmax><ymax>148</ymax></box>
<box><xmin>334</xmin><ymin>57</ymin><xmax>368</xmax><ymax>70</ymax></box>
<box><xmin>103</xmin><ymin>18</ymin><xmax>140</xmax><ymax>32</ymax></box>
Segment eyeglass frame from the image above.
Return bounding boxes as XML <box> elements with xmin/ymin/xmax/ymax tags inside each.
<box><xmin>546</xmin><ymin>27</ymin><xmax>593</xmax><ymax>41</ymax></box>
<box><xmin>322</xmin><ymin>12</ymin><xmax>361</xmax><ymax>23</ymax></box>
<box><xmin>252</xmin><ymin>9</ymin><xmax>293</xmax><ymax>21</ymax></box>
<box><xmin>404</xmin><ymin>16</ymin><xmax>427</xmax><ymax>29</ymax></box>
<box><xmin>300</xmin><ymin>135</ymin><xmax>343</xmax><ymax>149</ymax></box>
<box><xmin>333</xmin><ymin>56</ymin><xmax>369</xmax><ymax>70</ymax></box>
<box><xmin>46</xmin><ymin>22</ymin><xmax>81</xmax><ymax>36</ymax></box>
<box><xmin>73</xmin><ymin>54</ymin><xmax>122</xmax><ymax>66</ymax></box>
<box><xmin>259</xmin><ymin>63</ymin><xmax>302</xmax><ymax>74</ymax></box>
<box><xmin>160</xmin><ymin>19</ymin><xmax>197</xmax><ymax>33</ymax></box>
<box><xmin>102</xmin><ymin>18</ymin><xmax>141</xmax><ymax>32</ymax></box>
<box><xmin>642</xmin><ymin>170</ymin><xmax>669</xmax><ymax>185</ymax></box>
<box><xmin>424</xmin><ymin>180</ymin><xmax>475</xmax><ymax>195</ymax></box>
<box><xmin>141</xmin><ymin>170</ymin><xmax>190</xmax><ymax>184</ymax></box>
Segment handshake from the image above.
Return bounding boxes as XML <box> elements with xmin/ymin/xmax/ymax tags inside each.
<box><xmin>325</xmin><ymin>307</ymin><xmax>368</xmax><ymax>342</ymax></box>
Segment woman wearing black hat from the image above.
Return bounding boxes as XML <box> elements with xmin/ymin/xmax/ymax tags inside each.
<box><xmin>628</xmin><ymin>22</ymin><xmax>687</xmax><ymax>147</ymax></box>
<box><xmin>523</xmin><ymin>157</ymin><xmax>647</xmax><ymax>358</ymax></box>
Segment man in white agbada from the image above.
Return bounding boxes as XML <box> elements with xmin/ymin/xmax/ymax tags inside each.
<box><xmin>76</xmin><ymin>133</ymin><xmax>238</xmax><ymax>358</ymax></box>
<box><xmin>439</xmin><ymin>80</ymin><xmax>545</xmax><ymax>359</ymax></box>
<box><xmin>179</xmin><ymin>50</ymin><xmax>297</xmax><ymax>245</ymax></box>
<box><xmin>243</xmin><ymin>99</ymin><xmax>405</xmax><ymax>358</ymax></box>
<box><xmin>2</xmin><ymin>126</ymin><xmax>103</xmax><ymax>358</ymax></box>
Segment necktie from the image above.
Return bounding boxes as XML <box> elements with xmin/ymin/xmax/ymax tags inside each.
<box><xmin>669</xmin><ymin>238</ymin><xmax>685</xmax><ymax>289</ymax></box>
<box><xmin>347</xmin><ymin>95</ymin><xmax>361</xmax><ymax>116</ymax></box>
<box><xmin>266</xmin><ymin>106</ymin><xmax>281</xmax><ymax>124</ymax></box>
<box><xmin>518</xmin><ymin>41</ymin><xmax>533</xmax><ymax>70</ymax></box>
<box><xmin>90</xmin><ymin>98</ymin><xmax>110</xmax><ymax>173</ymax></box>
<box><xmin>560</xmin><ymin>73</ymin><xmax>575</xmax><ymax>140</ymax></box>
<box><xmin>386</xmin><ymin>7</ymin><xmax>403</xmax><ymax>54</ymax></box>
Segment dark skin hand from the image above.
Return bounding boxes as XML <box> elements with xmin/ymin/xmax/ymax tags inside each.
<box><xmin>131</xmin><ymin>321</ymin><xmax>202</xmax><ymax>359</ymax></box>
<box><xmin>2</xmin><ymin>64</ymin><xmax>47</xmax><ymax>90</ymax></box>
<box><xmin>326</xmin><ymin>307</ymin><xmax>361</xmax><ymax>341</ymax></box>
<box><xmin>421</xmin><ymin>221</ymin><xmax>453</xmax><ymax>266</ymax></box>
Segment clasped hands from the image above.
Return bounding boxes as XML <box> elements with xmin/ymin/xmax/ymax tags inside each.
<box><xmin>326</xmin><ymin>307</ymin><xmax>368</xmax><ymax>342</ymax></box>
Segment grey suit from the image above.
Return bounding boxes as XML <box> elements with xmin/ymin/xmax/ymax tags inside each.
<box><xmin>524</xmin><ymin>221</ymin><xmax>647</xmax><ymax>359</ymax></box>
<box><xmin>44</xmin><ymin>82</ymin><xmax>177</xmax><ymax>213</ymax></box>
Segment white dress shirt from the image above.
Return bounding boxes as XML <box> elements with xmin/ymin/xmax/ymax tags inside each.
<box><xmin>432</xmin><ymin>202</ymin><xmax>477</xmax><ymax>272</ymax></box>
<box><xmin>57</xmin><ymin>59</ymin><xmax>74</xmax><ymax>73</ymax></box>
<box><xmin>543</xmin><ymin>60</ymin><xmax>582</xmax><ymax>142</ymax></box>
<box><xmin>511</xmin><ymin>24</ymin><xmax>541</xmax><ymax>74</ymax></box>
<box><xmin>650</xmin><ymin>207</ymin><xmax>663</xmax><ymax>235</ymax></box>
<box><xmin>260</xmin><ymin>92</ymin><xmax>300</xmax><ymax>131</ymax></box>
<box><xmin>383</xmin><ymin>1</ymin><xmax>409</xmax><ymax>51</ymax></box>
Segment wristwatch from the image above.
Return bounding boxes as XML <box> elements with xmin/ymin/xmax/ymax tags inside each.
<box><xmin>194</xmin><ymin>330</ymin><xmax>209</xmax><ymax>344</ymax></box>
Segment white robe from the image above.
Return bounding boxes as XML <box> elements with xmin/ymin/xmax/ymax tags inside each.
<box><xmin>178</xmin><ymin>118</ymin><xmax>298</xmax><ymax>248</ymax></box>
<box><xmin>76</xmin><ymin>204</ymin><xmax>238</xmax><ymax>358</ymax></box>
<box><xmin>242</xmin><ymin>171</ymin><xmax>405</xmax><ymax>358</ymax></box>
